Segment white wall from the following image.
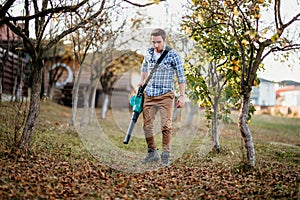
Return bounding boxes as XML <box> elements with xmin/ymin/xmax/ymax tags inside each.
<box><xmin>258</xmin><ymin>81</ymin><xmax>276</xmax><ymax>106</ymax></box>
<box><xmin>280</xmin><ymin>90</ymin><xmax>300</xmax><ymax>106</ymax></box>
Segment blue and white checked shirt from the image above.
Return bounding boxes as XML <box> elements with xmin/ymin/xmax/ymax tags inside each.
<box><xmin>141</xmin><ymin>46</ymin><xmax>186</xmax><ymax>97</ymax></box>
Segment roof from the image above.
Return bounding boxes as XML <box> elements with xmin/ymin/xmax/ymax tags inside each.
<box><xmin>259</xmin><ymin>78</ymin><xmax>276</xmax><ymax>83</ymax></box>
<box><xmin>276</xmin><ymin>85</ymin><xmax>300</xmax><ymax>96</ymax></box>
<box><xmin>278</xmin><ymin>80</ymin><xmax>300</xmax><ymax>86</ymax></box>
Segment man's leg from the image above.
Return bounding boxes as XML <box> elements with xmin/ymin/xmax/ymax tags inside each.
<box><xmin>142</xmin><ymin>95</ymin><xmax>159</xmax><ymax>163</ymax></box>
<box><xmin>143</xmin><ymin>95</ymin><xmax>158</xmax><ymax>150</ymax></box>
<box><xmin>159</xmin><ymin>92</ymin><xmax>174</xmax><ymax>152</ymax></box>
<box><xmin>159</xmin><ymin>92</ymin><xmax>174</xmax><ymax>166</ymax></box>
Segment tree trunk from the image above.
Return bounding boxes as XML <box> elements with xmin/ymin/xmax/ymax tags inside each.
<box><xmin>16</xmin><ymin>60</ymin><xmax>24</xmax><ymax>102</ymax></box>
<box><xmin>70</xmin><ymin>64</ymin><xmax>84</xmax><ymax>126</ymax></box>
<box><xmin>238</xmin><ymin>93</ymin><xmax>255</xmax><ymax>166</ymax></box>
<box><xmin>80</xmin><ymin>85</ymin><xmax>90</xmax><ymax>126</ymax></box>
<box><xmin>212</xmin><ymin>96</ymin><xmax>220</xmax><ymax>152</ymax></box>
<box><xmin>48</xmin><ymin>86</ymin><xmax>54</xmax><ymax>101</ymax></box>
<box><xmin>101</xmin><ymin>93</ymin><xmax>109</xmax><ymax>119</ymax></box>
<box><xmin>16</xmin><ymin>71</ymin><xmax>23</xmax><ymax>102</ymax></box>
<box><xmin>11</xmin><ymin>71</ymin><xmax>18</xmax><ymax>102</ymax></box>
<box><xmin>88</xmin><ymin>78</ymin><xmax>99</xmax><ymax>124</ymax></box>
<box><xmin>19</xmin><ymin>62</ymin><xmax>43</xmax><ymax>151</ymax></box>
<box><xmin>0</xmin><ymin>77</ymin><xmax>2</xmax><ymax>101</ymax></box>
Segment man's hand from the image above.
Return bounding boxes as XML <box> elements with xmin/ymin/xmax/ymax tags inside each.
<box><xmin>137</xmin><ymin>82</ymin><xmax>144</xmax><ymax>87</ymax></box>
<box><xmin>176</xmin><ymin>95</ymin><xmax>186</xmax><ymax>108</ymax></box>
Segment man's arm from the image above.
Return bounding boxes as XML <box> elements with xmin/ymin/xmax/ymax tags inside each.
<box><xmin>138</xmin><ymin>72</ymin><xmax>148</xmax><ymax>87</ymax></box>
<box><xmin>179</xmin><ymin>82</ymin><xmax>185</xmax><ymax>97</ymax></box>
<box><xmin>176</xmin><ymin>82</ymin><xmax>186</xmax><ymax>108</ymax></box>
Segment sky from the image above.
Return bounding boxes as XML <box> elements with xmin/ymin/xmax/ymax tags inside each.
<box><xmin>258</xmin><ymin>54</ymin><xmax>300</xmax><ymax>83</ymax></box>
<box><xmin>144</xmin><ymin>0</ymin><xmax>300</xmax><ymax>83</ymax></box>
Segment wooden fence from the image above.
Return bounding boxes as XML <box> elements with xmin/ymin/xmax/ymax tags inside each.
<box><xmin>254</xmin><ymin>105</ymin><xmax>300</xmax><ymax>118</ymax></box>
<box><xmin>0</xmin><ymin>46</ymin><xmax>29</xmax><ymax>99</ymax></box>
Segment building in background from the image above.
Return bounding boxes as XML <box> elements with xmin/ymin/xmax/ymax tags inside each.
<box><xmin>250</xmin><ymin>78</ymin><xmax>276</xmax><ymax>106</ymax></box>
<box><xmin>250</xmin><ymin>78</ymin><xmax>300</xmax><ymax>117</ymax></box>
<box><xmin>275</xmin><ymin>82</ymin><xmax>300</xmax><ymax>117</ymax></box>
<box><xmin>276</xmin><ymin>85</ymin><xmax>300</xmax><ymax>107</ymax></box>
<box><xmin>0</xmin><ymin>24</ymin><xmax>30</xmax><ymax>101</ymax></box>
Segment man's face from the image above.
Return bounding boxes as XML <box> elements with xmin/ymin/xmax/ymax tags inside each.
<box><xmin>151</xmin><ymin>35</ymin><xmax>164</xmax><ymax>53</ymax></box>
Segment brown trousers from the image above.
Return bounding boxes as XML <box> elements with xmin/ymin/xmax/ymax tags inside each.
<box><xmin>142</xmin><ymin>92</ymin><xmax>175</xmax><ymax>152</ymax></box>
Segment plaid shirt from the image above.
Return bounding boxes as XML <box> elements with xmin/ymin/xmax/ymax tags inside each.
<box><xmin>141</xmin><ymin>46</ymin><xmax>186</xmax><ymax>97</ymax></box>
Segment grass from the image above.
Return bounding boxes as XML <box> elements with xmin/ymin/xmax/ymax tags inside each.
<box><xmin>0</xmin><ymin>100</ymin><xmax>299</xmax><ymax>199</ymax></box>
<box><xmin>250</xmin><ymin>114</ymin><xmax>300</xmax><ymax>145</ymax></box>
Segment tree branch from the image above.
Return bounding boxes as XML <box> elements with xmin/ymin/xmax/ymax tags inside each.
<box><xmin>0</xmin><ymin>0</ymin><xmax>17</xmax><ymax>18</ymax></box>
<box><xmin>0</xmin><ymin>0</ymin><xmax>89</xmax><ymax>26</ymax></box>
<box><xmin>5</xmin><ymin>21</ymin><xmax>35</xmax><ymax>56</ymax></box>
<box><xmin>282</xmin><ymin>12</ymin><xmax>300</xmax><ymax>29</ymax></box>
<box><xmin>274</xmin><ymin>0</ymin><xmax>283</xmax><ymax>31</ymax></box>
<box><xmin>262</xmin><ymin>43</ymin><xmax>300</xmax><ymax>60</ymax></box>
<box><xmin>122</xmin><ymin>0</ymin><xmax>166</xmax><ymax>7</ymax></box>
<box><xmin>44</xmin><ymin>0</ymin><xmax>106</xmax><ymax>52</ymax></box>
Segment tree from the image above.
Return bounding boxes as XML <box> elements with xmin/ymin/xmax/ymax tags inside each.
<box><xmin>74</xmin><ymin>23</ymin><xmax>121</xmax><ymax>126</ymax></box>
<box><xmin>182</xmin><ymin>0</ymin><xmax>300</xmax><ymax>166</ymax></box>
<box><xmin>0</xmin><ymin>0</ymin><xmax>115</xmax><ymax>152</ymax></box>
<box><xmin>184</xmin><ymin>45</ymin><xmax>240</xmax><ymax>152</ymax></box>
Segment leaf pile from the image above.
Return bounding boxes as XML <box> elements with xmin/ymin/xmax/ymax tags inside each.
<box><xmin>0</xmin><ymin>149</ymin><xmax>299</xmax><ymax>199</ymax></box>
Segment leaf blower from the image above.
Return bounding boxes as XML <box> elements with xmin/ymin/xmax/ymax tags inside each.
<box><xmin>123</xmin><ymin>85</ymin><xmax>145</xmax><ymax>144</ymax></box>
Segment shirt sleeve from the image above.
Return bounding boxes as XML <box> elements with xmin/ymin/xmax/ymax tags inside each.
<box><xmin>141</xmin><ymin>56</ymin><xmax>148</xmax><ymax>73</ymax></box>
<box><xmin>172</xmin><ymin>50</ymin><xmax>186</xmax><ymax>84</ymax></box>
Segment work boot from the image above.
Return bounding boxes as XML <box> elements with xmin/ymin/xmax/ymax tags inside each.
<box><xmin>141</xmin><ymin>148</ymin><xmax>160</xmax><ymax>163</ymax></box>
<box><xmin>161</xmin><ymin>151</ymin><xmax>170</xmax><ymax>167</ymax></box>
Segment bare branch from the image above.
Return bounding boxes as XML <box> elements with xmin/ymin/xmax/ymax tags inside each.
<box><xmin>282</xmin><ymin>12</ymin><xmax>300</xmax><ymax>29</ymax></box>
<box><xmin>0</xmin><ymin>0</ymin><xmax>17</xmax><ymax>18</ymax></box>
<box><xmin>44</xmin><ymin>0</ymin><xmax>106</xmax><ymax>52</ymax></box>
<box><xmin>0</xmin><ymin>0</ymin><xmax>89</xmax><ymax>26</ymax></box>
<box><xmin>274</xmin><ymin>0</ymin><xmax>283</xmax><ymax>31</ymax></box>
<box><xmin>122</xmin><ymin>0</ymin><xmax>166</xmax><ymax>7</ymax></box>
<box><xmin>4</xmin><ymin>21</ymin><xmax>35</xmax><ymax>54</ymax></box>
<box><xmin>262</xmin><ymin>43</ymin><xmax>300</xmax><ymax>60</ymax></box>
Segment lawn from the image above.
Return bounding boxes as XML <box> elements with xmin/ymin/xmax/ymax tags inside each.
<box><xmin>0</xmin><ymin>100</ymin><xmax>299</xmax><ymax>199</ymax></box>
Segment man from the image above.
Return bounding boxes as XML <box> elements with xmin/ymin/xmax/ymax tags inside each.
<box><xmin>138</xmin><ymin>28</ymin><xmax>186</xmax><ymax>167</ymax></box>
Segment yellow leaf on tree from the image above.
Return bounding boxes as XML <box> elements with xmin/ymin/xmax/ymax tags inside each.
<box><xmin>254</xmin><ymin>13</ymin><xmax>261</xmax><ymax>19</ymax></box>
<box><xmin>253</xmin><ymin>80</ymin><xmax>258</xmax><ymax>86</ymax></box>
<box><xmin>233</xmin><ymin>65</ymin><xmax>239</xmax><ymax>72</ymax></box>
<box><xmin>271</xmin><ymin>33</ymin><xmax>279</xmax><ymax>42</ymax></box>
<box><xmin>257</xmin><ymin>0</ymin><xmax>265</xmax><ymax>4</ymax></box>
<box><xmin>148</xmin><ymin>0</ymin><xmax>160</xmax><ymax>4</ymax></box>
<box><xmin>198</xmin><ymin>14</ymin><xmax>204</xmax><ymax>24</ymax></box>
<box><xmin>233</xmin><ymin>7</ymin><xmax>239</xmax><ymax>16</ymax></box>
<box><xmin>185</xmin><ymin>27</ymin><xmax>192</xmax><ymax>35</ymax></box>
<box><xmin>232</xmin><ymin>59</ymin><xmax>239</xmax><ymax>65</ymax></box>
<box><xmin>241</xmin><ymin>39</ymin><xmax>249</xmax><ymax>46</ymax></box>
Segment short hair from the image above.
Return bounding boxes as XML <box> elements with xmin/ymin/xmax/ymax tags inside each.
<box><xmin>150</xmin><ymin>28</ymin><xmax>167</xmax><ymax>41</ymax></box>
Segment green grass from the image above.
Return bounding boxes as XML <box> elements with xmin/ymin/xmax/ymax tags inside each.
<box><xmin>249</xmin><ymin>114</ymin><xmax>300</xmax><ymax>146</ymax></box>
<box><xmin>1</xmin><ymin>100</ymin><xmax>299</xmax><ymax>165</ymax></box>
